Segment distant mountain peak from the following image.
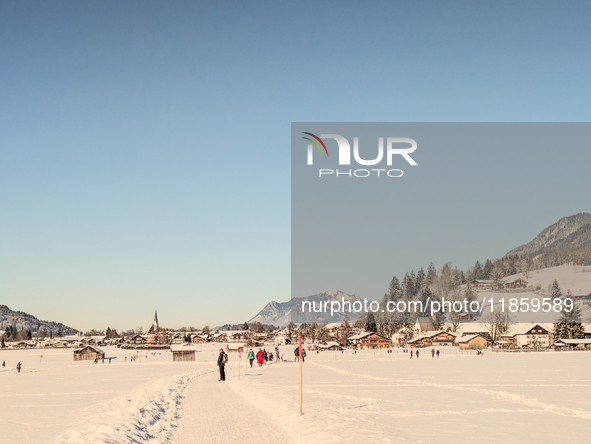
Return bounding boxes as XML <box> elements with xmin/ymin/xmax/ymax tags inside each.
<box><xmin>248</xmin><ymin>290</ymin><xmax>362</xmax><ymax>327</ymax></box>
<box><xmin>506</xmin><ymin>212</ymin><xmax>591</xmax><ymax>257</ymax></box>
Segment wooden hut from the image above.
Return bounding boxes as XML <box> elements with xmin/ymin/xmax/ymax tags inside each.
<box><xmin>73</xmin><ymin>345</ymin><xmax>105</xmax><ymax>361</ymax></box>
<box><xmin>171</xmin><ymin>345</ymin><xmax>196</xmax><ymax>362</ymax></box>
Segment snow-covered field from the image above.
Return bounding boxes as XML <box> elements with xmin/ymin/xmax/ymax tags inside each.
<box><xmin>2</xmin><ymin>344</ymin><xmax>590</xmax><ymax>444</ymax></box>
<box><xmin>0</xmin><ymin>344</ymin><xmax>221</xmax><ymax>444</ymax></box>
<box><xmin>229</xmin><ymin>347</ymin><xmax>591</xmax><ymax>443</ymax></box>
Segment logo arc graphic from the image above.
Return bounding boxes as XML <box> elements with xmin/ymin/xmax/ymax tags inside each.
<box><xmin>302</xmin><ymin>132</ymin><xmax>328</xmax><ymax>156</ymax></box>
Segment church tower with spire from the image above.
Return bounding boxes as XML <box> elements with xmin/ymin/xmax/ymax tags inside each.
<box><xmin>152</xmin><ymin>309</ymin><xmax>159</xmax><ymax>332</ymax></box>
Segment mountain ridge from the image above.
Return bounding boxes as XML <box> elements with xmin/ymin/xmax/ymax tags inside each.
<box><xmin>506</xmin><ymin>213</ymin><xmax>591</xmax><ymax>257</ymax></box>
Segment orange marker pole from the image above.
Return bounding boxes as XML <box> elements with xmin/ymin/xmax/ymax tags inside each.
<box><xmin>299</xmin><ymin>336</ymin><xmax>303</xmax><ymax>415</ymax></box>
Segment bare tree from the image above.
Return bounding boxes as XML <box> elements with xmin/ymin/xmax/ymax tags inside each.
<box><xmin>484</xmin><ymin>311</ymin><xmax>513</xmax><ymax>348</ymax></box>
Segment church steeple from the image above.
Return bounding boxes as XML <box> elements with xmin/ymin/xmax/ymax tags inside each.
<box><xmin>152</xmin><ymin>309</ymin><xmax>159</xmax><ymax>331</ymax></box>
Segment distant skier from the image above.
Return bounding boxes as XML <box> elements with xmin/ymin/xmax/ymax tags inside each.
<box><xmin>431</xmin><ymin>348</ymin><xmax>435</xmax><ymax>358</ymax></box>
<box><xmin>16</xmin><ymin>362</ymin><xmax>22</xmax><ymax>373</ymax></box>
<box><xmin>436</xmin><ymin>350</ymin><xmax>440</xmax><ymax>358</ymax></box>
<box><xmin>217</xmin><ymin>348</ymin><xmax>227</xmax><ymax>381</ymax></box>
<box><xmin>257</xmin><ymin>349</ymin><xmax>264</xmax><ymax>367</ymax></box>
<box><xmin>247</xmin><ymin>348</ymin><xmax>255</xmax><ymax>368</ymax></box>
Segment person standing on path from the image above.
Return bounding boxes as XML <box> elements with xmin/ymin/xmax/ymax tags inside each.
<box><xmin>247</xmin><ymin>348</ymin><xmax>255</xmax><ymax>368</ymax></box>
<box><xmin>16</xmin><ymin>362</ymin><xmax>22</xmax><ymax>373</ymax></box>
<box><xmin>256</xmin><ymin>348</ymin><xmax>264</xmax><ymax>367</ymax></box>
<box><xmin>431</xmin><ymin>348</ymin><xmax>435</xmax><ymax>358</ymax></box>
<box><xmin>217</xmin><ymin>349</ymin><xmax>227</xmax><ymax>381</ymax></box>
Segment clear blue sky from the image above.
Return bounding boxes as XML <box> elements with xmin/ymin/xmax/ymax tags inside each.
<box><xmin>1</xmin><ymin>1</ymin><xmax>590</xmax><ymax>331</ymax></box>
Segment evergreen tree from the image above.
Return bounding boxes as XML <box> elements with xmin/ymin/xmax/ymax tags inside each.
<box><xmin>242</xmin><ymin>322</ymin><xmax>249</xmax><ymax>331</ymax></box>
<box><xmin>402</xmin><ymin>273</ymin><xmax>416</xmax><ymax>299</ymax></box>
<box><xmin>553</xmin><ymin>291</ymin><xmax>584</xmax><ymax>340</ymax></box>
<box><xmin>464</xmin><ymin>283</ymin><xmax>475</xmax><ymax>302</ymax></box>
<box><xmin>426</xmin><ymin>262</ymin><xmax>437</xmax><ymax>287</ymax></box>
<box><xmin>365</xmin><ymin>312</ymin><xmax>377</xmax><ymax>333</ymax></box>
<box><xmin>415</xmin><ymin>268</ymin><xmax>426</xmax><ymax>292</ymax></box>
<box><xmin>57</xmin><ymin>328</ymin><xmax>63</xmax><ymax>337</ymax></box>
<box><xmin>472</xmin><ymin>260</ymin><xmax>483</xmax><ymax>280</ymax></box>
<box><xmin>387</xmin><ymin>276</ymin><xmax>402</xmax><ymax>302</ymax></box>
<box><xmin>550</xmin><ymin>280</ymin><xmax>562</xmax><ymax>300</ymax></box>
<box><xmin>482</xmin><ymin>259</ymin><xmax>494</xmax><ymax>279</ymax></box>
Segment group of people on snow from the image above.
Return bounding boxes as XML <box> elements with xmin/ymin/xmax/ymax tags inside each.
<box><xmin>404</xmin><ymin>348</ymin><xmax>441</xmax><ymax>358</ymax></box>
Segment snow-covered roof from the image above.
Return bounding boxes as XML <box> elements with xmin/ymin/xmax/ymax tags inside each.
<box><xmin>170</xmin><ymin>345</ymin><xmax>197</xmax><ymax>352</ymax></box>
<box><xmin>455</xmin><ymin>334</ymin><xmax>485</xmax><ymax>343</ymax></box>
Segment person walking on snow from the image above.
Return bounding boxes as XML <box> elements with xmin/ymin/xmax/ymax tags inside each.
<box><xmin>256</xmin><ymin>349</ymin><xmax>264</xmax><ymax>367</ymax></box>
<box><xmin>410</xmin><ymin>350</ymin><xmax>413</xmax><ymax>359</ymax></box>
<box><xmin>431</xmin><ymin>348</ymin><xmax>435</xmax><ymax>358</ymax></box>
<box><xmin>247</xmin><ymin>348</ymin><xmax>255</xmax><ymax>368</ymax></box>
<box><xmin>16</xmin><ymin>362</ymin><xmax>22</xmax><ymax>373</ymax></box>
<box><xmin>294</xmin><ymin>347</ymin><xmax>299</xmax><ymax>362</ymax></box>
<box><xmin>436</xmin><ymin>350</ymin><xmax>440</xmax><ymax>358</ymax></box>
<box><xmin>217</xmin><ymin>349</ymin><xmax>227</xmax><ymax>381</ymax></box>
<box><xmin>416</xmin><ymin>350</ymin><xmax>420</xmax><ymax>359</ymax></box>
<box><xmin>263</xmin><ymin>349</ymin><xmax>268</xmax><ymax>364</ymax></box>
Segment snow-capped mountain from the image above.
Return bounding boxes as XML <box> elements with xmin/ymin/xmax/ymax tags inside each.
<box><xmin>248</xmin><ymin>290</ymin><xmax>363</xmax><ymax>327</ymax></box>
<box><xmin>0</xmin><ymin>304</ymin><xmax>78</xmax><ymax>335</ymax></box>
<box><xmin>506</xmin><ymin>212</ymin><xmax>591</xmax><ymax>257</ymax></box>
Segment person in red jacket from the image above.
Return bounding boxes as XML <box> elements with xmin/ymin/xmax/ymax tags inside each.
<box><xmin>256</xmin><ymin>348</ymin><xmax>264</xmax><ymax>367</ymax></box>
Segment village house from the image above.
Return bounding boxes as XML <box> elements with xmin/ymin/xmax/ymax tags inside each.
<box><xmin>128</xmin><ymin>334</ymin><xmax>146</xmax><ymax>345</ymax></box>
<box><xmin>73</xmin><ymin>345</ymin><xmax>105</xmax><ymax>361</ymax></box>
<box><xmin>407</xmin><ymin>331</ymin><xmax>457</xmax><ymax>348</ymax></box>
<box><xmin>316</xmin><ymin>341</ymin><xmax>342</xmax><ymax>351</ymax></box>
<box><xmin>504</xmin><ymin>279</ymin><xmax>528</xmax><ymax>289</ymax></box>
<box><xmin>501</xmin><ymin>324</ymin><xmax>552</xmax><ymax>348</ymax></box>
<box><xmin>348</xmin><ymin>332</ymin><xmax>390</xmax><ymax>348</ymax></box>
<box><xmin>414</xmin><ymin>317</ymin><xmax>437</xmax><ymax>335</ymax></box>
<box><xmin>391</xmin><ymin>327</ymin><xmax>413</xmax><ymax>347</ymax></box>
<box><xmin>225</xmin><ymin>343</ymin><xmax>245</xmax><ymax>353</ymax></box>
<box><xmin>454</xmin><ymin>334</ymin><xmax>488</xmax><ymax>350</ymax></box>
<box><xmin>470</xmin><ymin>279</ymin><xmax>494</xmax><ymax>290</ymax></box>
<box><xmin>274</xmin><ymin>335</ymin><xmax>290</xmax><ymax>346</ymax></box>
<box><xmin>553</xmin><ymin>338</ymin><xmax>591</xmax><ymax>350</ymax></box>
<box><xmin>192</xmin><ymin>334</ymin><xmax>210</xmax><ymax>344</ymax></box>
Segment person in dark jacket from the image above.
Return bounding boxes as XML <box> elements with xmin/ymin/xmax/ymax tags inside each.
<box><xmin>263</xmin><ymin>349</ymin><xmax>268</xmax><ymax>364</ymax></box>
<box><xmin>294</xmin><ymin>347</ymin><xmax>299</xmax><ymax>362</ymax></box>
<box><xmin>416</xmin><ymin>350</ymin><xmax>420</xmax><ymax>359</ymax></box>
<box><xmin>436</xmin><ymin>350</ymin><xmax>440</xmax><ymax>358</ymax></box>
<box><xmin>16</xmin><ymin>362</ymin><xmax>22</xmax><ymax>373</ymax></box>
<box><xmin>217</xmin><ymin>349</ymin><xmax>227</xmax><ymax>381</ymax></box>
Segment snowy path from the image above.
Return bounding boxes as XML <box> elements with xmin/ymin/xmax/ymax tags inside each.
<box><xmin>173</xmin><ymin>368</ymin><xmax>292</xmax><ymax>444</ymax></box>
